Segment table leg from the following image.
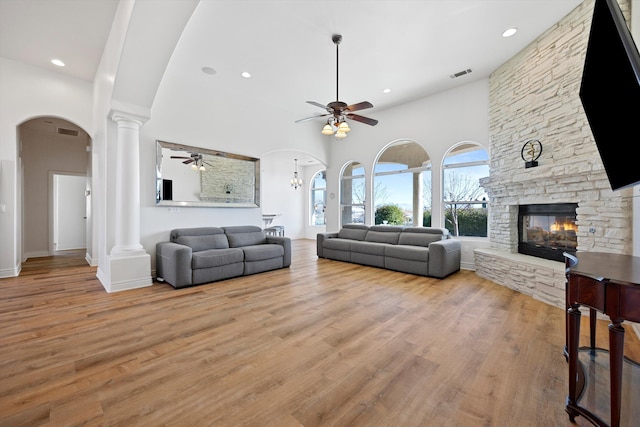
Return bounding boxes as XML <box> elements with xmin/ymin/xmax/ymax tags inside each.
<box><xmin>589</xmin><ymin>309</ymin><xmax>597</xmax><ymax>351</ymax></box>
<box><xmin>566</xmin><ymin>303</ymin><xmax>582</xmax><ymax>422</ymax></box>
<box><xmin>608</xmin><ymin>320</ymin><xmax>625</xmax><ymax>427</ymax></box>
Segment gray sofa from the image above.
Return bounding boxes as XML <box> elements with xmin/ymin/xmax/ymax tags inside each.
<box><xmin>156</xmin><ymin>225</ymin><xmax>291</xmax><ymax>288</ymax></box>
<box><xmin>317</xmin><ymin>224</ymin><xmax>461</xmax><ymax>278</ymax></box>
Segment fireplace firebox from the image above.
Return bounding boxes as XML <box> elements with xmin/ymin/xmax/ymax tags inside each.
<box><xmin>518</xmin><ymin>203</ymin><xmax>578</xmax><ymax>262</ymax></box>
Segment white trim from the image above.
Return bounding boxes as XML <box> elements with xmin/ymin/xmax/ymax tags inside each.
<box><xmin>0</xmin><ymin>264</ymin><xmax>21</xmax><ymax>278</ymax></box>
<box><xmin>24</xmin><ymin>250</ymin><xmax>50</xmax><ymax>259</ymax></box>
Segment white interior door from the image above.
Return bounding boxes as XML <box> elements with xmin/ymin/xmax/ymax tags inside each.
<box><xmin>53</xmin><ymin>174</ymin><xmax>86</xmax><ymax>251</ymax></box>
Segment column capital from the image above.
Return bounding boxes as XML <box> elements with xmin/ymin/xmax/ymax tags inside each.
<box><xmin>109</xmin><ymin>100</ymin><xmax>151</xmax><ymax>126</ymax></box>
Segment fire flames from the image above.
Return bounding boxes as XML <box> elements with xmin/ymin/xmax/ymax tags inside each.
<box><xmin>550</xmin><ymin>220</ymin><xmax>577</xmax><ymax>232</ymax></box>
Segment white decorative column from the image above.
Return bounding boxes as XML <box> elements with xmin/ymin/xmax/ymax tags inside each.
<box><xmin>111</xmin><ymin>112</ymin><xmax>146</xmax><ymax>257</ymax></box>
<box><xmin>99</xmin><ymin>109</ymin><xmax>152</xmax><ymax>292</ymax></box>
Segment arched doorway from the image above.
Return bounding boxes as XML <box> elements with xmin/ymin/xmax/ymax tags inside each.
<box><xmin>19</xmin><ymin>117</ymin><xmax>92</xmax><ymax>264</ymax></box>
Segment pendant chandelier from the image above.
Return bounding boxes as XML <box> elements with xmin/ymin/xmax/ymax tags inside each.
<box><xmin>290</xmin><ymin>158</ymin><xmax>303</xmax><ymax>190</ymax></box>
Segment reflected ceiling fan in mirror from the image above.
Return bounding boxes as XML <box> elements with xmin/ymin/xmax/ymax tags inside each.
<box><xmin>295</xmin><ymin>34</ymin><xmax>378</xmax><ymax>139</ymax></box>
<box><xmin>170</xmin><ymin>152</ymin><xmax>212</xmax><ymax>171</ymax></box>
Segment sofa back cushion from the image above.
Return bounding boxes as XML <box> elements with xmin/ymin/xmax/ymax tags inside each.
<box><xmin>398</xmin><ymin>227</ymin><xmax>450</xmax><ymax>247</ymax></box>
<box><xmin>223</xmin><ymin>225</ymin><xmax>267</xmax><ymax>247</ymax></box>
<box><xmin>171</xmin><ymin>227</ymin><xmax>229</xmax><ymax>252</ymax></box>
<box><xmin>365</xmin><ymin>225</ymin><xmax>403</xmax><ymax>244</ymax></box>
<box><xmin>337</xmin><ymin>224</ymin><xmax>369</xmax><ymax>241</ymax></box>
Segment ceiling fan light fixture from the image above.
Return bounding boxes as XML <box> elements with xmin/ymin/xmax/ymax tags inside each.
<box><xmin>321</xmin><ymin>124</ymin><xmax>334</xmax><ymax>135</ymax></box>
<box><xmin>295</xmin><ymin>34</ymin><xmax>378</xmax><ymax>135</ymax></box>
<box><xmin>199</xmin><ymin>165</ymin><xmax>206</xmax><ymax>171</ymax></box>
<box><xmin>338</xmin><ymin>121</ymin><xmax>350</xmax><ymax>133</ymax></box>
<box><xmin>191</xmin><ymin>163</ymin><xmax>198</xmax><ymax>170</ymax></box>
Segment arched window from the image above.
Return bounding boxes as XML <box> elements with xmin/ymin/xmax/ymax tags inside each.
<box><xmin>442</xmin><ymin>143</ymin><xmax>489</xmax><ymax>237</ymax></box>
<box><xmin>310</xmin><ymin>170</ymin><xmax>326</xmax><ymax>225</ymax></box>
<box><xmin>340</xmin><ymin>161</ymin><xmax>365</xmax><ymax>225</ymax></box>
<box><xmin>374</xmin><ymin>141</ymin><xmax>431</xmax><ymax>226</ymax></box>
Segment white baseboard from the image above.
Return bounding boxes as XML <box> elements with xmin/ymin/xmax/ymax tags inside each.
<box><xmin>85</xmin><ymin>252</ymin><xmax>98</xmax><ymax>267</ymax></box>
<box><xmin>0</xmin><ymin>264</ymin><xmax>20</xmax><ymax>278</ymax></box>
<box><xmin>24</xmin><ymin>250</ymin><xmax>49</xmax><ymax>260</ymax></box>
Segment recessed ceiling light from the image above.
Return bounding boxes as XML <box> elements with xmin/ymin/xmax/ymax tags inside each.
<box><xmin>241</xmin><ymin>71</ymin><xmax>251</xmax><ymax>78</ymax></box>
<box><xmin>51</xmin><ymin>59</ymin><xmax>65</xmax><ymax>67</ymax></box>
<box><xmin>502</xmin><ymin>27</ymin><xmax>518</xmax><ymax>38</ymax></box>
<box><xmin>201</xmin><ymin>66</ymin><xmax>216</xmax><ymax>75</ymax></box>
<box><xmin>383</xmin><ymin>88</ymin><xmax>391</xmax><ymax>94</ymax></box>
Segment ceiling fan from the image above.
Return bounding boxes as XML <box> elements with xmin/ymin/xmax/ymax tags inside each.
<box><xmin>295</xmin><ymin>34</ymin><xmax>378</xmax><ymax>138</ymax></box>
<box><xmin>170</xmin><ymin>152</ymin><xmax>212</xmax><ymax>171</ymax></box>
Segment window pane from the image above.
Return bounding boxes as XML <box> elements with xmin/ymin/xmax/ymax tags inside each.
<box><xmin>312</xmin><ymin>170</ymin><xmax>326</xmax><ymax>188</ymax></box>
<box><xmin>310</xmin><ymin>170</ymin><xmax>326</xmax><ymax>225</ymax></box>
<box><xmin>444</xmin><ymin>202</ymin><xmax>488</xmax><ymax>237</ymax></box>
<box><xmin>341</xmin><ymin>162</ymin><xmax>365</xmax><ymax>225</ymax></box>
<box><xmin>442</xmin><ymin>144</ymin><xmax>489</xmax><ymax>237</ymax></box>
<box><xmin>374</xmin><ymin>142</ymin><xmax>430</xmax><ymax>227</ymax></box>
<box><xmin>443</xmin><ymin>143</ymin><xmax>489</xmax><ymax>165</ymax></box>
<box><xmin>422</xmin><ymin>171</ymin><xmax>432</xmax><ymax>226</ymax></box>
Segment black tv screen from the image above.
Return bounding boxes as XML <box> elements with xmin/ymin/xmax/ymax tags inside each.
<box><xmin>579</xmin><ymin>0</ymin><xmax>640</xmax><ymax>191</ymax></box>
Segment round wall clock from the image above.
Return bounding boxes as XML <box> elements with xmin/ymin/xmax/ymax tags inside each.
<box><xmin>521</xmin><ymin>139</ymin><xmax>542</xmax><ymax>168</ymax></box>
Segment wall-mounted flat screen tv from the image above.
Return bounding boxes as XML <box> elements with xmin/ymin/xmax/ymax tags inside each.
<box><xmin>579</xmin><ymin>0</ymin><xmax>640</xmax><ymax>191</ymax></box>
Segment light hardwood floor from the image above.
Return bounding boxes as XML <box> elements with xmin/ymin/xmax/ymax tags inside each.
<box><xmin>1</xmin><ymin>240</ymin><xmax>638</xmax><ymax>426</ymax></box>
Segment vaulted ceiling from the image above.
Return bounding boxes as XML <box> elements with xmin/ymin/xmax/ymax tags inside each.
<box><xmin>0</xmin><ymin>0</ymin><xmax>584</xmax><ymax>113</ymax></box>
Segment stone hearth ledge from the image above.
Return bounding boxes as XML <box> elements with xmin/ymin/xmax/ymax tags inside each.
<box><xmin>474</xmin><ymin>248</ymin><xmax>566</xmax><ymax>309</ymax></box>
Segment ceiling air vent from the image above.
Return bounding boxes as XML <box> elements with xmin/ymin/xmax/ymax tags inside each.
<box><xmin>57</xmin><ymin>127</ymin><xmax>79</xmax><ymax>136</ymax></box>
<box><xmin>449</xmin><ymin>68</ymin><xmax>472</xmax><ymax>79</ymax></box>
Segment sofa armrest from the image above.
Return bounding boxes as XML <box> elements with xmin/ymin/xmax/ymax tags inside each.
<box><xmin>316</xmin><ymin>232</ymin><xmax>339</xmax><ymax>258</ymax></box>
<box><xmin>266</xmin><ymin>236</ymin><xmax>292</xmax><ymax>267</ymax></box>
<box><xmin>428</xmin><ymin>239</ymin><xmax>461</xmax><ymax>278</ymax></box>
<box><xmin>156</xmin><ymin>242</ymin><xmax>193</xmax><ymax>288</ymax></box>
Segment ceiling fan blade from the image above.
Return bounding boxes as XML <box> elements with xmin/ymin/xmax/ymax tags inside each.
<box><xmin>306</xmin><ymin>101</ymin><xmax>331</xmax><ymax>111</ymax></box>
<box><xmin>295</xmin><ymin>113</ymin><xmax>330</xmax><ymax>123</ymax></box>
<box><xmin>182</xmin><ymin>159</ymin><xmax>195</xmax><ymax>164</ymax></box>
<box><xmin>347</xmin><ymin>113</ymin><xmax>378</xmax><ymax>126</ymax></box>
<box><xmin>170</xmin><ymin>156</ymin><xmax>191</xmax><ymax>159</ymax></box>
<box><xmin>345</xmin><ymin>101</ymin><xmax>373</xmax><ymax>112</ymax></box>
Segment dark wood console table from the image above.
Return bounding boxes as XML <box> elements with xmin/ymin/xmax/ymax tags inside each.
<box><xmin>564</xmin><ymin>252</ymin><xmax>640</xmax><ymax>427</ymax></box>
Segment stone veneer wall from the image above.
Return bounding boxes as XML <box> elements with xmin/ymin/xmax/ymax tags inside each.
<box><xmin>476</xmin><ymin>0</ymin><xmax>633</xmax><ymax>309</ymax></box>
<box><xmin>200</xmin><ymin>156</ymin><xmax>257</xmax><ymax>203</ymax></box>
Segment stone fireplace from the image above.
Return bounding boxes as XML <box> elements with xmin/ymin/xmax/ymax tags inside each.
<box><xmin>518</xmin><ymin>203</ymin><xmax>578</xmax><ymax>262</ymax></box>
<box><xmin>473</xmin><ymin>0</ymin><xmax>632</xmax><ymax>310</ymax></box>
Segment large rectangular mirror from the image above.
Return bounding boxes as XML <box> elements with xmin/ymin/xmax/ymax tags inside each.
<box><xmin>156</xmin><ymin>140</ymin><xmax>260</xmax><ymax>208</ymax></box>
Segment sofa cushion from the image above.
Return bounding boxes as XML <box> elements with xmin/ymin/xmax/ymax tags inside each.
<box><xmin>175</xmin><ymin>234</ymin><xmax>230</xmax><ymax>252</ymax></box>
<box><xmin>365</xmin><ymin>225</ymin><xmax>403</xmax><ymax>244</ymax></box>
<box><xmin>350</xmin><ymin>240</ymin><xmax>387</xmax><ymax>255</ymax></box>
<box><xmin>337</xmin><ymin>224</ymin><xmax>369</xmax><ymax>241</ymax></box>
<box><xmin>242</xmin><ymin>244</ymin><xmax>284</xmax><ymax>261</ymax></box>
<box><xmin>192</xmin><ymin>248</ymin><xmax>243</xmax><ymax>269</ymax></box>
<box><xmin>386</xmin><ymin>244</ymin><xmax>429</xmax><ymax>262</ymax></box>
<box><xmin>171</xmin><ymin>227</ymin><xmax>225</xmax><ymax>240</ymax></box>
<box><xmin>322</xmin><ymin>238</ymin><xmax>353</xmax><ymax>251</ymax></box>
<box><xmin>398</xmin><ymin>227</ymin><xmax>449</xmax><ymax>247</ymax></box>
<box><xmin>223</xmin><ymin>225</ymin><xmax>267</xmax><ymax>247</ymax></box>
